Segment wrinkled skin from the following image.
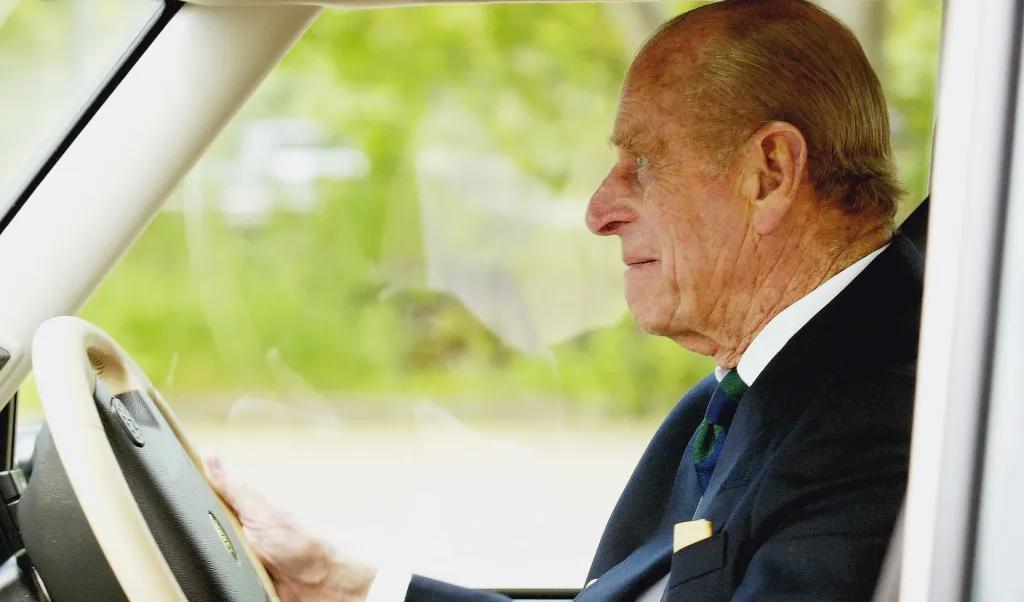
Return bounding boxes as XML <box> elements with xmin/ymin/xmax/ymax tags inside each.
<box><xmin>585</xmin><ymin>16</ymin><xmax>889</xmax><ymax>368</ymax></box>
<box><xmin>205</xmin><ymin>457</ymin><xmax>375</xmax><ymax>602</ymax></box>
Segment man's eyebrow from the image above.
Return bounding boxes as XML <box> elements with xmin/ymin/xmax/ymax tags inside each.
<box><xmin>611</xmin><ymin>130</ymin><xmax>665</xmax><ymax>158</ymax></box>
<box><xmin>610</xmin><ymin>130</ymin><xmax>640</xmax><ymax>152</ymax></box>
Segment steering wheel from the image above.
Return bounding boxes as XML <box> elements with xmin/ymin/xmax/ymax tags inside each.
<box><xmin>22</xmin><ymin>316</ymin><xmax>278</xmax><ymax>602</ymax></box>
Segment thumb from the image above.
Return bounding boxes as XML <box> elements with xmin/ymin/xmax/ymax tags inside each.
<box><xmin>204</xmin><ymin>456</ymin><xmax>277</xmax><ymax>524</ymax></box>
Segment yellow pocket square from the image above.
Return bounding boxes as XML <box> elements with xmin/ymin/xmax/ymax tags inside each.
<box><xmin>673</xmin><ymin>519</ymin><xmax>713</xmax><ymax>552</ymax></box>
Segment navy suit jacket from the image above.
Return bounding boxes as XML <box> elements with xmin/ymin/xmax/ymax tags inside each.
<box><xmin>406</xmin><ymin>233</ymin><xmax>922</xmax><ymax>602</ymax></box>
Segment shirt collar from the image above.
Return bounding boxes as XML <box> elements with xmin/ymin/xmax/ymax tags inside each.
<box><xmin>714</xmin><ymin>244</ymin><xmax>889</xmax><ymax>385</ymax></box>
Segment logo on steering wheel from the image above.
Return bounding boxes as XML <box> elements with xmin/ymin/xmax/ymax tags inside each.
<box><xmin>208</xmin><ymin>512</ymin><xmax>239</xmax><ymax>563</ymax></box>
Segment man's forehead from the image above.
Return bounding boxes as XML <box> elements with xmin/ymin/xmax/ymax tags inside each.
<box><xmin>630</xmin><ymin>12</ymin><xmax>716</xmax><ymax>82</ymax></box>
<box><xmin>609</xmin><ymin>9</ymin><xmax>723</xmax><ymax>155</ymax></box>
<box><xmin>610</xmin><ymin>85</ymin><xmax>683</xmax><ymax>156</ymax></box>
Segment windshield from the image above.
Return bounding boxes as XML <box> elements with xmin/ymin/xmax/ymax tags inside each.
<box><xmin>0</xmin><ymin>0</ymin><xmax>160</xmax><ymax>205</ymax></box>
<box><xmin>22</xmin><ymin>0</ymin><xmax>943</xmax><ymax>590</ymax></box>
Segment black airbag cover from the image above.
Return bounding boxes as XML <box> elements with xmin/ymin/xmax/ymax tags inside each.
<box><xmin>94</xmin><ymin>379</ymin><xmax>269</xmax><ymax>602</ymax></box>
<box><xmin>19</xmin><ymin>426</ymin><xmax>128</xmax><ymax>601</ymax></box>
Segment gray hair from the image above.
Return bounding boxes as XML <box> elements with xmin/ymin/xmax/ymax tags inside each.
<box><xmin>659</xmin><ymin>0</ymin><xmax>904</xmax><ymax>222</ymax></box>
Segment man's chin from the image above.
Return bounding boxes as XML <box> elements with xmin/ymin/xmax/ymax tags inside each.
<box><xmin>630</xmin><ymin>309</ymin><xmax>673</xmax><ymax>337</ymax></box>
<box><xmin>629</xmin><ymin>307</ymin><xmax>711</xmax><ymax>353</ymax></box>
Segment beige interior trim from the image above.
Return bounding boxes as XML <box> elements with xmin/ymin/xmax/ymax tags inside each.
<box><xmin>32</xmin><ymin>316</ymin><xmax>278</xmax><ymax>601</ymax></box>
<box><xmin>0</xmin><ymin>4</ymin><xmax>319</xmax><ymax>408</ymax></box>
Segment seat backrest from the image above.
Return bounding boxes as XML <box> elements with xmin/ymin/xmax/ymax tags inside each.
<box><xmin>872</xmin><ymin>195</ymin><xmax>930</xmax><ymax>602</ymax></box>
<box><xmin>901</xmin><ymin>196</ymin><xmax>929</xmax><ymax>256</ymax></box>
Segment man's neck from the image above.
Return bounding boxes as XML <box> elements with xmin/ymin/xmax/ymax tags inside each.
<box><xmin>680</xmin><ymin>218</ymin><xmax>892</xmax><ymax>368</ymax></box>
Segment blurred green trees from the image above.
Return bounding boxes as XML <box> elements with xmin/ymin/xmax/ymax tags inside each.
<box><xmin>73</xmin><ymin>1</ymin><xmax>942</xmax><ymax>419</ymax></box>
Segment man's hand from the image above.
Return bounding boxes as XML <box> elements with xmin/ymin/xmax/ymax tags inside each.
<box><xmin>204</xmin><ymin>456</ymin><xmax>377</xmax><ymax>602</ymax></box>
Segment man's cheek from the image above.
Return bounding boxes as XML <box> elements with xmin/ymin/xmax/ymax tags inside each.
<box><xmin>658</xmin><ymin>243</ymin><xmax>688</xmax><ymax>298</ymax></box>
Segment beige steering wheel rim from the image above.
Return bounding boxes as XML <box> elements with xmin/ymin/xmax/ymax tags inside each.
<box><xmin>31</xmin><ymin>316</ymin><xmax>278</xmax><ymax>602</ymax></box>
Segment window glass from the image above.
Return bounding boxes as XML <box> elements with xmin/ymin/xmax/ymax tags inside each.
<box><xmin>18</xmin><ymin>0</ymin><xmax>943</xmax><ymax>588</ymax></box>
<box><xmin>0</xmin><ymin>0</ymin><xmax>160</xmax><ymax>204</ymax></box>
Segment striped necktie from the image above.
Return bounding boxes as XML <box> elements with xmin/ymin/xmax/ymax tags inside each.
<box><xmin>692</xmin><ymin>369</ymin><xmax>748</xmax><ymax>495</ymax></box>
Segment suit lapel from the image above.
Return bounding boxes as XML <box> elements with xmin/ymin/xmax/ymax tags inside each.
<box><xmin>576</xmin><ymin>467</ymin><xmax>687</xmax><ymax>602</ymax></box>
<box><xmin>586</xmin><ymin>376</ymin><xmax>716</xmax><ymax>581</ymax></box>
<box><xmin>578</xmin><ymin>445</ymin><xmax>704</xmax><ymax>602</ymax></box>
<box><xmin>575</xmin><ymin>531</ymin><xmax>672</xmax><ymax>602</ymax></box>
<box><xmin>672</xmin><ymin>435</ymin><xmax>705</xmax><ymax>525</ymax></box>
<box><xmin>582</xmin><ymin>416</ymin><xmax>737</xmax><ymax>601</ymax></box>
<box><xmin>583</xmin><ymin>414</ymin><xmax>706</xmax><ymax>600</ymax></box>
<box><xmin>580</xmin><ymin>377</ymin><xmax>715</xmax><ymax>600</ymax></box>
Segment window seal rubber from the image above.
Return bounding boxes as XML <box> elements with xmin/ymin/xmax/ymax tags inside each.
<box><xmin>0</xmin><ymin>0</ymin><xmax>185</xmax><ymax>235</ymax></box>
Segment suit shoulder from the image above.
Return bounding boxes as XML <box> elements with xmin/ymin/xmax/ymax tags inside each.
<box><xmin>770</xmin><ymin>361</ymin><xmax>915</xmax><ymax>480</ymax></box>
<box><xmin>813</xmin><ymin>360</ymin><xmax>916</xmax><ymax>428</ymax></box>
<box><xmin>747</xmin><ymin>362</ymin><xmax>914</xmax><ymax>534</ymax></box>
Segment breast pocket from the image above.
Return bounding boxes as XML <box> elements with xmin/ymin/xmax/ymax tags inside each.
<box><xmin>665</xmin><ymin>531</ymin><xmax>730</xmax><ymax>602</ymax></box>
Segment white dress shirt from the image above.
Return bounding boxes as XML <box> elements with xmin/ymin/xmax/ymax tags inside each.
<box><xmin>369</xmin><ymin>245</ymin><xmax>888</xmax><ymax>602</ymax></box>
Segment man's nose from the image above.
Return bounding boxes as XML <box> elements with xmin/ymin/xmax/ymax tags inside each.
<box><xmin>586</xmin><ymin>172</ymin><xmax>637</xmax><ymax>236</ymax></box>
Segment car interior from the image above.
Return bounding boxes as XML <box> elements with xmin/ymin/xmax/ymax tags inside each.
<box><xmin>0</xmin><ymin>199</ymin><xmax>932</xmax><ymax>602</ymax></box>
<box><xmin>0</xmin><ymin>0</ymin><xmax>1019</xmax><ymax>600</ymax></box>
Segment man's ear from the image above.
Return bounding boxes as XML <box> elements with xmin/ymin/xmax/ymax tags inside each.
<box><xmin>741</xmin><ymin>121</ymin><xmax>807</xmax><ymax>235</ymax></box>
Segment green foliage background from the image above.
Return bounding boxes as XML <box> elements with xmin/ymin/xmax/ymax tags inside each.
<box><xmin>62</xmin><ymin>1</ymin><xmax>943</xmax><ymax>419</ymax></box>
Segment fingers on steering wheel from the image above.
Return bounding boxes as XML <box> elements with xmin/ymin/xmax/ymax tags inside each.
<box><xmin>204</xmin><ymin>457</ymin><xmax>280</xmax><ymax>525</ymax></box>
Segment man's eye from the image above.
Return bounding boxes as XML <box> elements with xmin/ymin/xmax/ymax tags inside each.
<box><xmin>635</xmin><ymin>155</ymin><xmax>648</xmax><ymax>170</ymax></box>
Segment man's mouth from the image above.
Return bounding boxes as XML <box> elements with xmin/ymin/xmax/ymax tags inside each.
<box><xmin>624</xmin><ymin>259</ymin><xmax>658</xmax><ymax>270</ymax></box>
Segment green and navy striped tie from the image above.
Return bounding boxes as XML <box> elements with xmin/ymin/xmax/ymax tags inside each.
<box><xmin>692</xmin><ymin>369</ymin><xmax>748</xmax><ymax>494</ymax></box>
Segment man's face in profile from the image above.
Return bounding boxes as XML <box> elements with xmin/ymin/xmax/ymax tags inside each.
<box><xmin>585</xmin><ymin>65</ymin><xmax>749</xmax><ymax>350</ymax></box>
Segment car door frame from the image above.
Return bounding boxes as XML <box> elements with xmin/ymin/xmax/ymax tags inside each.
<box><xmin>900</xmin><ymin>0</ymin><xmax>1024</xmax><ymax>600</ymax></box>
<box><xmin>3</xmin><ymin>1</ymin><xmax>1005</xmax><ymax>600</ymax></box>
<box><xmin>0</xmin><ymin>1</ymin><xmax>320</xmax><ymax>408</ymax></box>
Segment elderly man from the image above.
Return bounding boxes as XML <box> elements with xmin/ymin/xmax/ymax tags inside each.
<box><xmin>207</xmin><ymin>0</ymin><xmax>921</xmax><ymax>600</ymax></box>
